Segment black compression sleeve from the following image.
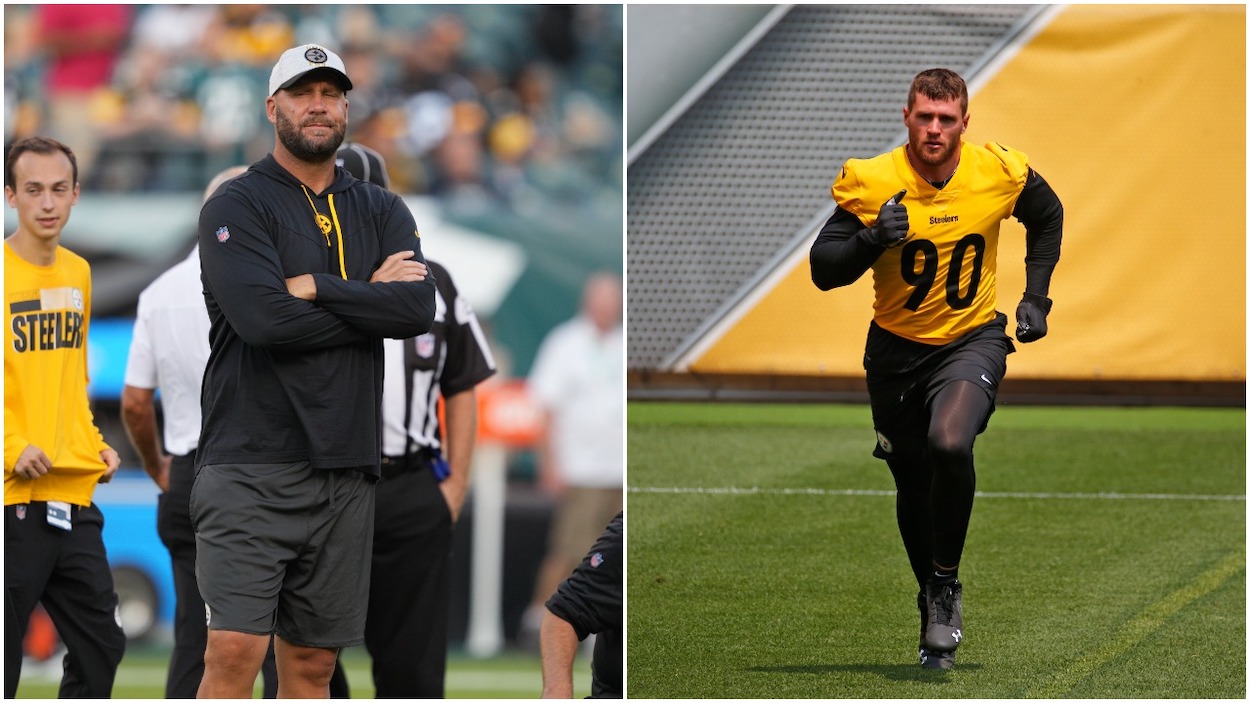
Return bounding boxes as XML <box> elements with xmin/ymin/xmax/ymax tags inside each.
<box><xmin>810</xmin><ymin>207</ymin><xmax>884</xmax><ymax>290</ymax></box>
<box><xmin>1012</xmin><ymin>169</ymin><xmax>1063</xmax><ymax>297</ymax></box>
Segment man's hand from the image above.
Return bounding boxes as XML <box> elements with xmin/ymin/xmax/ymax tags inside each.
<box><xmin>370</xmin><ymin>251</ymin><xmax>428</xmax><ymax>283</ymax></box>
<box><xmin>98</xmin><ymin>448</ymin><xmax>121</xmax><ymax>484</ymax></box>
<box><xmin>147</xmin><ymin>454</ymin><xmax>172</xmax><ymax>493</ymax></box>
<box><xmin>13</xmin><ymin>444</ymin><xmax>52</xmax><ymax>480</ymax></box>
<box><xmin>1015</xmin><ymin>292</ymin><xmax>1053</xmax><ymax>343</ymax></box>
<box><xmin>285</xmin><ymin>274</ymin><xmax>317</xmax><ymax>301</ymax></box>
<box><xmin>860</xmin><ymin>190</ymin><xmax>909</xmax><ymax>247</ymax></box>
<box><xmin>439</xmin><ymin>479</ymin><xmax>468</xmax><ymax>523</ymax></box>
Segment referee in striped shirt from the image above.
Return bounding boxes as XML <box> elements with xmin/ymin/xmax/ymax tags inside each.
<box><xmin>327</xmin><ymin>143</ymin><xmax>497</xmax><ymax>698</ymax></box>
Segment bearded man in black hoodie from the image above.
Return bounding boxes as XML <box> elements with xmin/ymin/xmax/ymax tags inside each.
<box><xmin>193</xmin><ymin>44</ymin><xmax>436</xmax><ymax>698</ymax></box>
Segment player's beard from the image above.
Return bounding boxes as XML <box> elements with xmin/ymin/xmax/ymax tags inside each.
<box><xmin>908</xmin><ymin>134</ymin><xmax>960</xmax><ymax>170</ymax></box>
<box><xmin>274</xmin><ymin>105</ymin><xmax>345</xmax><ymax>163</ymax></box>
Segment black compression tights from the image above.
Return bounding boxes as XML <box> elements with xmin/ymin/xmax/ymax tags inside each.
<box><xmin>887</xmin><ymin>380</ymin><xmax>993</xmax><ymax>589</ymax></box>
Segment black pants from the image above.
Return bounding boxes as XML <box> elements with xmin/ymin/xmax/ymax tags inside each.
<box><xmin>865</xmin><ymin>315</ymin><xmax>1012</xmax><ymax>588</ymax></box>
<box><xmin>5</xmin><ymin>501</ymin><xmax>126</xmax><ymax>698</ymax></box>
<box><xmin>165</xmin><ymin>452</ymin><xmax>277</xmax><ymax>698</ymax></box>
<box><xmin>329</xmin><ymin>460</ymin><xmax>454</xmax><ymax>698</ymax></box>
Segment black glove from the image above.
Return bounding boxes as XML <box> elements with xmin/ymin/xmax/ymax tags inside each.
<box><xmin>859</xmin><ymin>190</ymin><xmax>909</xmax><ymax>248</ymax></box>
<box><xmin>1015</xmin><ymin>292</ymin><xmax>1053</xmax><ymax>343</ymax></box>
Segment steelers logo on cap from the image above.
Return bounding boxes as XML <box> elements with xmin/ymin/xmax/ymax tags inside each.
<box><xmin>305</xmin><ymin>47</ymin><xmax>328</xmax><ymax>64</ymax></box>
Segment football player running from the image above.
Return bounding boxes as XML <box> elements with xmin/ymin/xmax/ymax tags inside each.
<box><xmin>810</xmin><ymin>67</ymin><xmax>1062</xmax><ymax>670</ymax></box>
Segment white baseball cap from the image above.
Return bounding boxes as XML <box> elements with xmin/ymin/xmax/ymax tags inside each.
<box><xmin>268</xmin><ymin>44</ymin><xmax>353</xmax><ymax>96</ymax></box>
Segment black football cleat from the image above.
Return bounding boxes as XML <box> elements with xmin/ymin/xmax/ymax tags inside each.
<box><xmin>922</xmin><ymin>578</ymin><xmax>964</xmax><ymax>652</ymax></box>
<box><xmin>920</xmin><ymin>645</ymin><xmax>956</xmax><ymax>670</ymax></box>
<box><xmin>916</xmin><ymin>590</ymin><xmax>956</xmax><ymax>669</ymax></box>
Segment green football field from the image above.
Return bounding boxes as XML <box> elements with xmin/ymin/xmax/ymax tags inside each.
<box><xmin>14</xmin><ymin>644</ymin><xmax>589</xmax><ymax>698</ymax></box>
<box><xmin>627</xmin><ymin>402</ymin><xmax>1246</xmax><ymax>698</ymax></box>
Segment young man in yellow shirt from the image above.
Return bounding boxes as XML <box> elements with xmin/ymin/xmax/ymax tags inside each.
<box><xmin>4</xmin><ymin>136</ymin><xmax>125</xmax><ymax>696</ymax></box>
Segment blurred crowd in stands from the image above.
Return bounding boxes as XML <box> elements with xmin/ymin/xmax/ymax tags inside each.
<box><xmin>3</xmin><ymin>4</ymin><xmax>623</xmax><ymax>215</ymax></box>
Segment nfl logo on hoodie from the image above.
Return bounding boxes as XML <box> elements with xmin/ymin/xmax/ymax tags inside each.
<box><xmin>216</xmin><ymin>226</ymin><xmax>230</xmax><ymax>243</ymax></box>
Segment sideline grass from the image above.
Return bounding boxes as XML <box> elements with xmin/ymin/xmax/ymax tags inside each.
<box><xmin>14</xmin><ymin>644</ymin><xmax>589</xmax><ymax>698</ymax></box>
<box><xmin>627</xmin><ymin>402</ymin><xmax>1245</xmax><ymax>698</ymax></box>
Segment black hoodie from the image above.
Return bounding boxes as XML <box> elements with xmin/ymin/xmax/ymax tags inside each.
<box><xmin>196</xmin><ymin>153</ymin><xmax>436</xmax><ymax>475</ymax></box>
<box><xmin>545</xmin><ymin>511</ymin><xmax>623</xmax><ymax>698</ymax></box>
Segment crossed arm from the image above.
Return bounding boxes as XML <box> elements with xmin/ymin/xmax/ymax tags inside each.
<box><xmin>200</xmin><ymin>193</ymin><xmax>436</xmax><ymax>350</ymax></box>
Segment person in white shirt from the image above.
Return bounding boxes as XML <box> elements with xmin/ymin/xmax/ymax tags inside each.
<box><xmin>521</xmin><ymin>272</ymin><xmax>624</xmax><ymax>640</ymax></box>
<box><xmin>120</xmin><ymin>166</ymin><xmax>276</xmax><ymax>698</ymax></box>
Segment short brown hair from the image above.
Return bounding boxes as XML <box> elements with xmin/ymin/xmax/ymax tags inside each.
<box><xmin>5</xmin><ymin>136</ymin><xmax>79</xmax><ymax>190</ymax></box>
<box><xmin>908</xmin><ymin>68</ymin><xmax>968</xmax><ymax>115</ymax></box>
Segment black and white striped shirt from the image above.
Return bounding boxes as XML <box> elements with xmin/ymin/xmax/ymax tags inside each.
<box><xmin>380</xmin><ymin>260</ymin><xmax>496</xmax><ymax>456</ymax></box>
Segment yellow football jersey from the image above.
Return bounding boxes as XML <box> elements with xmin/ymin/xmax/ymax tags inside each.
<box><xmin>832</xmin><ymin>142</ymin><xmax>1030</xmax><ymax>344</ymax></box>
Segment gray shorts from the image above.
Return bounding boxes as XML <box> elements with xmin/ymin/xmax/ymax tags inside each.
<box><xmin>190</xmin><ymin>461</ymin><xmax>375</xmax><ymax>648</ymax></box>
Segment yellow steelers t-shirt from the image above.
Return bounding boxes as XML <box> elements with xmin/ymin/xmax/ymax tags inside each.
<box><xmin>5</xmin><ymin>242</ymin><xmax>110</xmax><ymax>506</ymax></box>
<box><xmin>832</xmin><ymin>142</ymin><xmax>1030</xmax><ymax>344</ymax></box>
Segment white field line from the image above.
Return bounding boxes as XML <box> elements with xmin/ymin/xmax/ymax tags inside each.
<box><xmin>628</xmin><ymin>486</ymin><xmax>1246</xmax><ymax>502</ymax></box>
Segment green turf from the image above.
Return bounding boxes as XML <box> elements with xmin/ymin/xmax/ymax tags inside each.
<box><xmin>14</xmin><ymin>644</ymin><xmax>590</xmax><ymax>698</ymax></box>
<box><xmin>627</xmin><ymin>402</ymin><xmax>1246</xmax><ymax>698</ymax></box>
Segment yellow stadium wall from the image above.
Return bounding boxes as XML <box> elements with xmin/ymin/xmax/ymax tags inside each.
<box><xmin>690</xmin><ymin>4</ymin><xmax>1246</xmax><ymax>383</ymax></box>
